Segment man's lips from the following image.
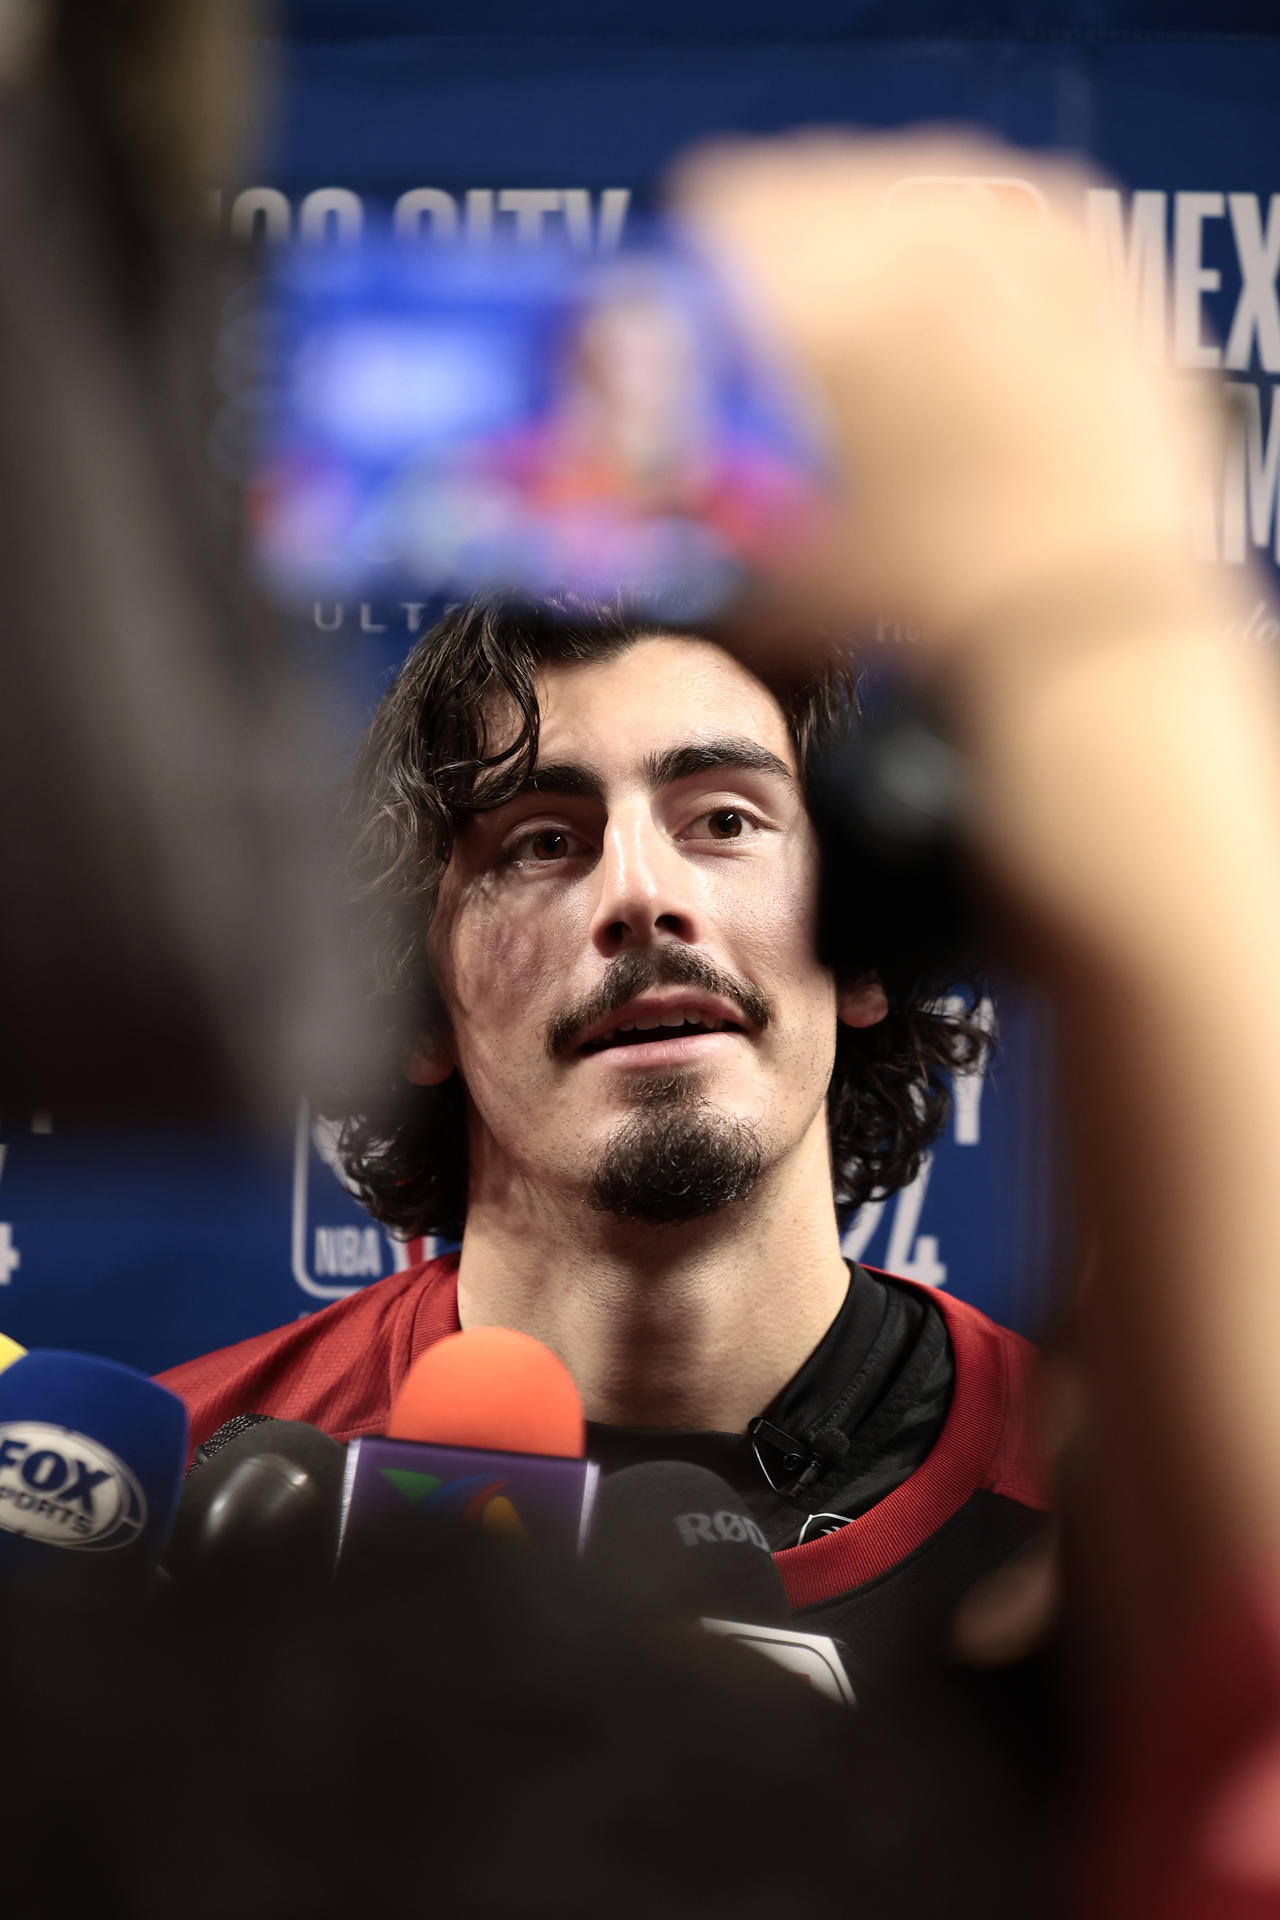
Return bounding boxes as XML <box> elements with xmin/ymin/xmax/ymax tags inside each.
<box><xmin>573</xmin><ymin>994</ymin><xmax>749</xmax><ymax>1057</ymax></box>
<box><xmin>581</xmin><ymin>1028</ymin><xmax>742</xmax><ymax>1068</ymax></box>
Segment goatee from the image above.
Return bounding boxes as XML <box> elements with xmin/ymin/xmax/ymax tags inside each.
<box><xmin>587</xmin><ymin>1077</ymin><xmax>764</xmax><ymax>1225</ymax></box>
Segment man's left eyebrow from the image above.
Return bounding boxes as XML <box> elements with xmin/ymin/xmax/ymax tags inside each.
<box><xmin>643</xmin><ymin>739</ymin><xmax>796</xmax><ymax>790</ymax></box>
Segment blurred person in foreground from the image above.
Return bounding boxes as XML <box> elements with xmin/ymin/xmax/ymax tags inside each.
<box><xmin>1</xmin><ymin>1517</ymin><xmax>1046</xmax><ymax>1920</ymax></box>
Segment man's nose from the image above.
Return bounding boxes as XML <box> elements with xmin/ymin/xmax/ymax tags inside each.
<box><xmin>588</xmin><ymin>810</ymin><xmax>701</xmax><ymax>956</ymax></box>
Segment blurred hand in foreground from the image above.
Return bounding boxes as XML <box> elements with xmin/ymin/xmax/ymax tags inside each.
<box><xmin>674</xmin><ymin>132</ymin><xmax>1228</xmax><ymax>665</ymax></box>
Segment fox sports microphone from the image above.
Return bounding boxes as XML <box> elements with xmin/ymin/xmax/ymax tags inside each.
<box><xmin>162</xmin><ymin>1416</ymin><xmax>345</xmax><ymax>1592</ymax></box>
<box><xmin>0</xmin><ymin>1350</ymin><xmax>187</xmax><ymax>1579</ymax></box>
<box><xmin>590</xmin><ymin>1462</ymin><xmax>855</xmax><ymax>1706</ymax></box>
<box><xmin>338</xmin><ymin>1327</ymin><xmax>598</xmax><ymax>1560</ymax></box>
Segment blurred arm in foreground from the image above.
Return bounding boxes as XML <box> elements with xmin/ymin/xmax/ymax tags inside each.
<box><xmin>0</xmin><ymin>1</ymin><xmax>354</xmax><ymax>1123</ymax></box>
<box><xmin>679</xmin><ymin>132</ymin><xmax>1280</xmax><ymax>1912</ymax></box>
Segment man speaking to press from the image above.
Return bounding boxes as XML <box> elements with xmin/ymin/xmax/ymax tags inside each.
<box><xmin>160</xmin><ymin>592</ymin><xmax>1046</xmax><ymax>1687</ymax></box>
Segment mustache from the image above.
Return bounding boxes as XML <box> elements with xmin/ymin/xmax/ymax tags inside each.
<box><xmin>547</xmin><ymin>948</ymin><xmax>773</xmax><ymax>1060</ymax></box>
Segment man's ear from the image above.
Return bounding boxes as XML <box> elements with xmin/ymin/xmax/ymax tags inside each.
<box><xmin>836</xmin><ymin>976</ymin><xmax>889</xmax><ymax>1030</ymax></box>
<box><xmin>404</xmin><ymin>1031</ymin><xmax>456</xmax><ymax>1087</ymax></box>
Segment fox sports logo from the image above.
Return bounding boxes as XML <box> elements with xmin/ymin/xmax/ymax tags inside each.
<box><xmin>0</xmin><ymin>1421</ymin><xmax>147</xmax><ymax>1551</ymax></box>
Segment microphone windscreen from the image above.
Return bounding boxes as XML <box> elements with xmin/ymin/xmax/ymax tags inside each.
<box><xmin>0</xmin><ymin>1333</ymin><xmax>26</xmax><ymax>1375</ymax></box>
<box><xmin>387</xmin><ymin>1327</ymin><xmax>584</xmax><ymax>1458</ymax></box>
<box><xmin>164</xmin><ymin>1418</ymin><xmax>345</xmax><ymax>1590</ymax></box>
<box><xmin>0</xmin><ymin>1350</ymin><xmax>187</xmax><ymax>1572</ymax></box>
<box><xmin>190</xmin><ymin>1412</ymin><xmax>278</xmax><ymax>1470</ymax></box>
<box><xmin>589</xmin><ymin>1461</ymin><xmax>791</xmax><ymax>1629</ymax></box>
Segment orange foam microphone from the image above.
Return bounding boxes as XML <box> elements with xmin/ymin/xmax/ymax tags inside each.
<box><xmin>386</xmin><ymin>1327</ymin><xmax>583</xmax><ymax>1459</ymax></box>
<box><xmin>337</xmin><ymin>1327</ymin><xmax>597</xmax><ymax>1559</ymax></box>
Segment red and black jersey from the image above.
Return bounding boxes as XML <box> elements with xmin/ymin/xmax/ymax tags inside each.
<box><xmin>158</xmin><ymin>1255</ymin><xmax>1048</xmax><ymax>1694</ymax></box>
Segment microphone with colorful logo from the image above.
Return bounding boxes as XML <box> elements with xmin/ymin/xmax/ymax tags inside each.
<box><xmin>0</xmin><ymin>1349</ymin><xmax>188</xmax><ymax>1583</ymax></box>
<box><xmin>337</xmin><ymin>1327</ymin><xmax>598</xmax><ymax>1561</ymax></box>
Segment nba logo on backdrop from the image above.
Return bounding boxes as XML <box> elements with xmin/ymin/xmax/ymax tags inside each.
<box><xmin>292</xmin><ymin>1100</ymin><xmax>432</xmax><ymax>1303</ymax></box>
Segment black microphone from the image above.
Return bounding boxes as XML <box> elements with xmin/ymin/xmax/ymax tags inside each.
<box><xmin>589</xmin><ymin>1461</ymin><xmax>856</xmax><ymax>1706</ymax></box>
<box><xmin>189</xmin><ymin>1411</ymin><xmax>276</xmax><ymax>1472</ymax></box>
<box><xmin>590</xmin><ymin>1460</ymin><xmax>791</xmax><ymax>1627</ymax></box>
<box><xmin>162</xmin><ymin>1416</ymin><xmax>345</xmax><ymax>1592</ymax></box>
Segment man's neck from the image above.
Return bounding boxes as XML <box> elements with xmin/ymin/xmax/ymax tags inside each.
<box><xmin>454</xmin><ymin>1122</ymin><xmax>851</xmax><ymax>1433</ymax></box>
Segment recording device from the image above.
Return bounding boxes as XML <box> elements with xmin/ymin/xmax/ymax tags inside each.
<box><xmin>252</xmin><ymin>235</ymin><xmax>829</xmax><ymax>618</ymax></box>
<box><xmin>0</xmin><ymin>1350</ymin><xmax>187</xmax><ymax>1579</ymax></box>
<box><xmin>338</xmin><ymin>1326</ymin><xmax>599</xmax><ymax>1559</ymax></box>
<box><xmin>590</xmin><ymin>1462</ymin><xmax>855</xmax><ymax>1707</ymax></box>
<box><xmin>163</xmin><ymin>1416</ymin><xmax>345</xmax><ymax>1592</ymax></box>
<box><xmin>809</xmin><ymin>681</ymin><xmax>980</xmax><ymax>989</ymax></box>
<box><xmin>252</xmin><ymin>232</ymin><xmax>981</xmax><ymax>984</ymax></box>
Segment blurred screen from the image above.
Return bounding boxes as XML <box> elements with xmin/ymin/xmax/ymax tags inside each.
<box><xmin>252</xmin><ymin>238</ymin><xmax>829</xmax><ymax>618</ymax></box>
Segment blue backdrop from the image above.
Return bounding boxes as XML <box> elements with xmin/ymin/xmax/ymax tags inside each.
<box><xmin>2</xmin><ymin>0</ymin><xmax>1277</xmax><ymax>1373</ymax></box>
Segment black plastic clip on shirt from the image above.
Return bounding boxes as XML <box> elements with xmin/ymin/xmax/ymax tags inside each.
<box><xmin>748</xmin><ymin>1417</ymin><xmax>824</xmax><ymax>1498</ymax></box>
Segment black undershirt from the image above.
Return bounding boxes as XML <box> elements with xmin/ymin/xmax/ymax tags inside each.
<box><xmin>586</xmin><ymin>1264</ymin><xmax>955</xmax><ymax>1552</ymax></box>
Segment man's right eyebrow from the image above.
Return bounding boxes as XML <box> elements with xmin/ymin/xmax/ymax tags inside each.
<box><xmin>522</xmin><ymin>762</ymin><xmax>605</xmax><ymax>799</ymax></box>
<box><xmin>473</xmin><ymin>762</ymin><xmax>605</xmax><ymax>812</ymax></box>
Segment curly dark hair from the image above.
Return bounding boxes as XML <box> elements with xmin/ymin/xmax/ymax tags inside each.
<box><xmin>332</xmin><ymin>595</ymin><xmax>990</xmax><ymax>1239</ymax></box>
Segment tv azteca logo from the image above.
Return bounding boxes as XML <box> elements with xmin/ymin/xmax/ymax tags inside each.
<box><xmin>379</xmin><ymin>1467</ymin><xmax>526</xmax><ymax>1540</ymax></box>
<box><xmin>0</xmin><ymin>1421</ymin><xmax>147</xmax><ymax>1551</ymax></box>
